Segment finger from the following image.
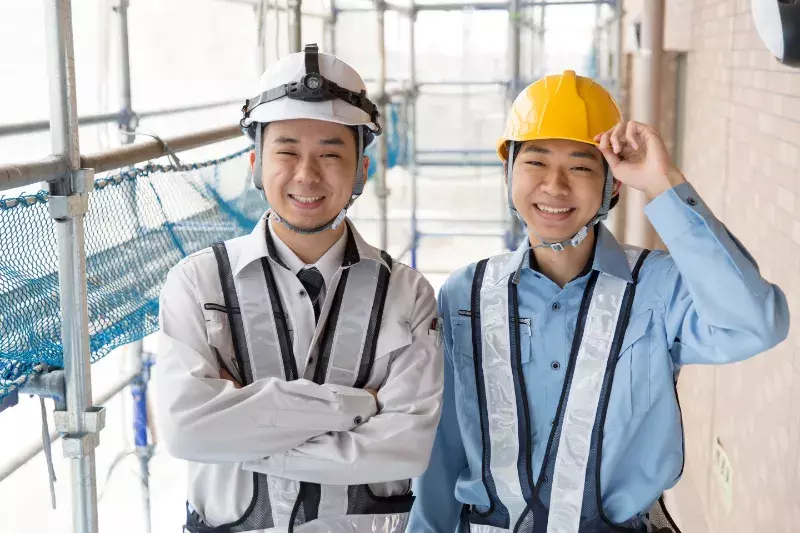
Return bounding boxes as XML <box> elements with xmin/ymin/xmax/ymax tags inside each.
<box><xmin>597</xmin><ymin>130</ymin><xmax>611</xmax><ymax>151</ymax></box>
<box><xmin>598</xmin><ymin>143</ymin><xmax>621</xmax><ymax>167</ymax></box>
<box><xmin>625</xmin><ymin>121</ymin><xmax>640</xmax><ymax>151</ymax></box>
<box><xmin>610</xmin><ymin>122</ymin><xmax>626</xmax><ymax>154</ymax></box>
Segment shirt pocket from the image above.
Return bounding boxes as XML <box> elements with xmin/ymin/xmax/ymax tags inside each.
<box><xmin>451</xmin><ymin>315</ymin><xmax>533</xmax><ymax>422</ymax></box>
<box><xmin>605</xmin><ymin>308</ymin><xmax>653</xmax><ymax>434</ymax></box>
<box><xmin>202</xmin><ymin>304</ymin><xmax>296</xmax><ymax>384</ymax></box>
<box><xmin>365</xmin><ymin>318</ymin><xmax>413</xmax><ymax>389</ymax></box>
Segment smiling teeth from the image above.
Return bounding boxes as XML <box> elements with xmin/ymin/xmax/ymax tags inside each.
<box><xmin>537</xmin><ymin>204</ymin><xmax>572</xmax><ymax>214</ymax></box>
<box><xmin>291</xmin><ymin>195</ymin><xmax>323</xmax><ymax>204</ymax></box>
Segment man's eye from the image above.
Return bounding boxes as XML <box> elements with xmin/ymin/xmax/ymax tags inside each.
<box><xmin>322</xmin><ymin>153</ymin><xmax>341</xmax><ymax>159</ymax></box>
<box><xmin>526</xmin><ymin>160</ymin><xmax>545</xmax><ymax>167</ymax></box>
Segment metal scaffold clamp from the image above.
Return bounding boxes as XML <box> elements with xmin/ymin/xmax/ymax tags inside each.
<box><xmin>55</xmin><ymin>406</ymin><xmax>107</xmax><ymax>459</ymax></box>
<box><xmin>48</xmin><ymin>168</ymin><xmax>95</xmax><ymax>221</ymax></box>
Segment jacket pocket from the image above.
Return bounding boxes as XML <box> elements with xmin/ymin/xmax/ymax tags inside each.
<box><xmin>451</xmin><ymin>315</ymin><xmax>532</xmax><ymax>421</ymax></box>
<box><xmin>605</xmin><ymin>308</ymin><xmax>653</xmax><ymax>434</ymax></box>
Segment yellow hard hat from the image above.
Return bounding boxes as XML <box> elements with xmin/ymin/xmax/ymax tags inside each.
<box><xmin>497</xmin><ymin>70</ymin><xmax>622</xmax><ymax>161</ymax></box>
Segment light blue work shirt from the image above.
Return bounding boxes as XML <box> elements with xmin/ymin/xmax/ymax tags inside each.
<box><xmin>409</xmin><ymin>182</ymin><xmax>789</xmax><ymax>532</ymax></box>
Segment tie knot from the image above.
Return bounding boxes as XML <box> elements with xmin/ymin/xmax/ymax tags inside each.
<box><xmin>297</xmin><ymin>267</ymin><xmax>324</xmax><ymax>303</ymax></box>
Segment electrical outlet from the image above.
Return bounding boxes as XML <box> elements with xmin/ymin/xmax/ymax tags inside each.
<box><xmin>712</xmin><ymin>437</ymin><xmax>734</xmax><ymax>512</ymax></box>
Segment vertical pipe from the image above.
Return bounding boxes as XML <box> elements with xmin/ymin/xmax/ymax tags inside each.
<box><xmin>409</xmin><ymin>5</ymin><xmax>418</xmax><ymax>269</ymax></box>
<box><xmin>327</xmin><ymin>0</ymin><xmax>337</xmax><ymax>54</ymax></box>
<box><xmin>44</xmin><ymin>1</ymin><xmax>98</xmax><ymax>532</ymax></box>
<box><xmin>376</xmin><ymin>0</ymin><xmax>388</xmax><ymax>250</ymax></box>
<box><xmin>117</xmin><ymin>4</ymin><xmax>152</xmax><ymax>531</ymax></box>
<box><xmin>289</xmin><ymin>0</ymin><xmax>302</xmax><ymax>52</ymax></box>
<box><xmin>509</xmin><ymin>0</ymin><xmax>521</xmax><ymax>98</ymax></box>
<box><xmin>507</xmin><ymin>0</ymin><xmax>523</xmax><ymax>248</ymax></box>
<box><xmin>118</xmin><ymin>0</ymin><xmax>133</xmax><ymax>132</ymax></box>
<box><xmin>257</xmin><ymin>0</ymin><xmax>268</xmax><ymax>73</ymax></box>
<box><xmin>626</xmin><ymin>0</ymin><xmax>663</xmax><ymax>249</ymax></box>
<box><xmin>130</xmin><ymin>344</ymin><xmax>152</xmax><ymax>533</ymax></box>
<box><xmin>537</xmin><ymin>4</ymin><xmax>545</xmax><ymax>78</ymax></box>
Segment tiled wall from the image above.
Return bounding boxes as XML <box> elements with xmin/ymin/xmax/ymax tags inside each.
<box><xmin>623</xmin><ymin>1</ymin><xmax>800</xmax><ymax>532</ymax></box>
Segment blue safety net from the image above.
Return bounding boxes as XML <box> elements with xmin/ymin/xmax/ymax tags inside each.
<box><xmin>0</xmin><ymin>104</ymin><xmax>407</xmax><ymax>405</ymax></box>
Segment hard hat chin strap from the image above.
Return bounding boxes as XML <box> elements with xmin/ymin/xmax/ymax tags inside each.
<box><xmin>507</xmin><ymin>140</ymin><xmax>614</xmax><ymax>252</ymax></box>
<box><xmin>257</xmin><ymin>125</ymin><xmax>367</xmax><ymax>236</ymax></box>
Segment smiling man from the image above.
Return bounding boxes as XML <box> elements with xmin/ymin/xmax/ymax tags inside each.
<box><xmin>154</xmin><ymin>44</ymin><xmax>443</xmax><ymax>533</ymax></box>
<box><xmin>408</xmin><ymin>70</ymin><xmax>789</xmax><ymax>533</ymax></box>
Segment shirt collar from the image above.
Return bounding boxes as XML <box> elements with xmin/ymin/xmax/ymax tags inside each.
<box><xmin>502</xmin><ymin>223</ymin><xmax>634</xmax><ymax>283</ymax></box>
<box><xmin>230</xmin><ymin>211</ymin><xmax>388</xmax><ymax>278</ymax></box>
<box><xmin>267</xmin><ymin>218</ymin><xmax>348</xmax><ymax>288</ymax></box>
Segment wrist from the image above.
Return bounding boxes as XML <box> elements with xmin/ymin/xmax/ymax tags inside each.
<box><xmin>645</xmin><ymin>167</ymin><xmax>686</xmax><ymax>200</ymax></box>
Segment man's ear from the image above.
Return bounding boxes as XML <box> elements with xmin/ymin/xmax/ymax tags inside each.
<box><xmin>362</xmin><ymin>155</ymin><xmax>370</xmax><ymax>179</ymax></box>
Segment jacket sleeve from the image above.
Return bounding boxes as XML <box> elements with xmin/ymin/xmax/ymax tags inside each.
<box><xmin>407</xmin><ymin>287</ymin><xmax>468</xmax><ymax>532</ymax></box>
<box><xmin>241</xmin><ymin>274</ymin><xmax>444</xmax><ymax>484</ymax></box>
<box><xmin>645</xmin><ymin>182</ymin><xmax>790</xmax><ymax>367</ymax></box>
<box><xmin>153</xmin><ymin>262</ymin><xmax>378</xmax><ymax>464</ymax></box>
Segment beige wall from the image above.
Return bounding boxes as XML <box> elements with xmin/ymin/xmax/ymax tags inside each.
<box><xmin>623</xmin><ymin>1</ymin><xmax>800</xmax><ymax>532</ymax></box>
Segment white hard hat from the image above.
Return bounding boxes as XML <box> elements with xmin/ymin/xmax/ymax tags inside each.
<box><xmin>241</xmin><ymin>43</ymin><xmax>382</xmax><ymax>236</ymax></box>
<box><xmin>241</xmin><ymin>44</ymin><xmax>381</xmax><ymax>136</ymax></box>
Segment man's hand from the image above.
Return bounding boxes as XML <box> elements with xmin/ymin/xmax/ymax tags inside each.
<box><xmin>219</xmin><ymin>366</ymin><xmax>242</xmax><ymax>389</ymax></box>
<box><xmin>594</xmin><ymin>121</ymin><xmax>687</xmax><ymax>199</ymax></box>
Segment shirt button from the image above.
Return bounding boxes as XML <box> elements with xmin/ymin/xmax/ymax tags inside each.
<box><xmin>551</xmin><ymin>361</ymin><xmax>560</xmax><ymax>370</ymax></box>
<box><xmin>299</xmin><ymin>289</ymin><xmax>307</xmax><ymax>297</ymax></box>
<box><xmin>354</xmin><ymin>416</ymin><xmax>363</xmax><ymax>425</ymax></box>
<box><xmin>687</xmin><ymin>197</ymin><xmax>698</xmax><ymax>206</ymax></box>
<box><xmin>552</xmin><ymin>302</ymin><xmax>561</xmax><ymax>311</ymax></box>
<box><xmin>308</xmin><ymin>356</ymin><xmax>315</xmax><ymax>365</ymax></box>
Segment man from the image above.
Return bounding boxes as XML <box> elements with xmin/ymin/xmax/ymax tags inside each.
<box><xmin>408</xmin><ymin>70</ymin><xmax>789</xmax><ymax>533</ymax></box>
<box><xmin>154</xmin><ymin>44</ymin><xmax>443</xmax><ymax>533</ymax></box>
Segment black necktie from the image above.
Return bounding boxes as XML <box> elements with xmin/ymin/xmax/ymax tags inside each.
<box><xmin>297</xmin><ymin>267</ymin><xmax>325</xmax><ymax>322</ymax></box>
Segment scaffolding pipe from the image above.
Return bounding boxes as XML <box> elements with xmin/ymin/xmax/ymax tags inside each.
<box><xmin>327</xmin><ymin>0</ymin><xmax>337</xmax><ymax>54</ymax></box>
<box><xmin>375</xmin><ymin>0</ymin><xmax>389</xmax><ymax>250</ymax></box>
<box><xmin>0</xmin><ymin>367</ymin><xmax>140</xmax><ymax>484</ymax></box>
<box><xmin>81</xmin><ymin>124</ymin><xmax>243</xmax><ymax>173</ymax></box>
<box><xmin>409</xmin><ymin>4</ymin><xmax>418</xmax><ymax>268</ymax></box>
<box><xmin>118</xmin><ymin>0</ymin><xmax>133</xmax><ymax>135</ymax></box>
<box><xmin>288</xmin><ymin>0</ymin><xmax>302</xmax><ymax>52</ymax></box>
<box><xmin>0</xmin><ymin>99</ymin><xmax>242</xmax><ymax>139</ymax></box>
<box><xmin>0</xmin><ymin>155</ymin><xmax>70</xmax><ymax>192</ymax></box>
<box><xmin>605</xmin><ymin>0</ymin><xmax>625</xmax><ymax>239</ymax></box>
<box><xmin>43</xmin><ymin>1</ymin><xmax>99</xmax><ymax>531</ymax></box>
<box><xmin>625</xmin><ymin>0</ymin><xmax>663</xmax><ymax>249</ymax></box>
<box><xmin>0</xmin><ymin>124</ymin><xmax>243</xmax><ymax>192</ymax></box>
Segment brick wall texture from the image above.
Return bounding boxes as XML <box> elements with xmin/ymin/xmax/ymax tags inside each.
<box><xmin>623</xmin><ymin>1</ymin><xmax>800</xmax><ymax>532</ymax></box>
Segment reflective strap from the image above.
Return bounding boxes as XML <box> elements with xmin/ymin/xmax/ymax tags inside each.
<box><xmin>268</xmin><ymin>476</ymin><xmax>301</xmax><ymax>528</ymax></box>
<box><xmin>480</xmin><ymin>253</ymin><xmax>527</xmax><ymax>530</ymax></box>
<box><xmin>318</xmin><ymin>485</ymin><xmax>349</xmax><ymax>520</ymax></box>
<box><xmin>324</xmin><ymin>260</ymin><xmax>383</xmax><ymax>386</ymax></box>
<box><xmin>470</xmin><ymin>525</ymin><xmax>512</xmax><ymax>533</ymax></box>
<box><xmin>249</xmin><ymin>512</ymin><xmax>410</xmax><ymax>533</ymax></box>
<box><xmin>212</xmin><ymin>242</ymin><xmax>253</xmax><ymax>383</ymax></box>
<box><xmin>235</xmin><ymin>260</ymin><xmax>295</xmax><ymax>381</ymax></box>
<box><xmin>546</xmin><ymin>249</ymin><xmax>643</xmax><ymax>533</ymax></box>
